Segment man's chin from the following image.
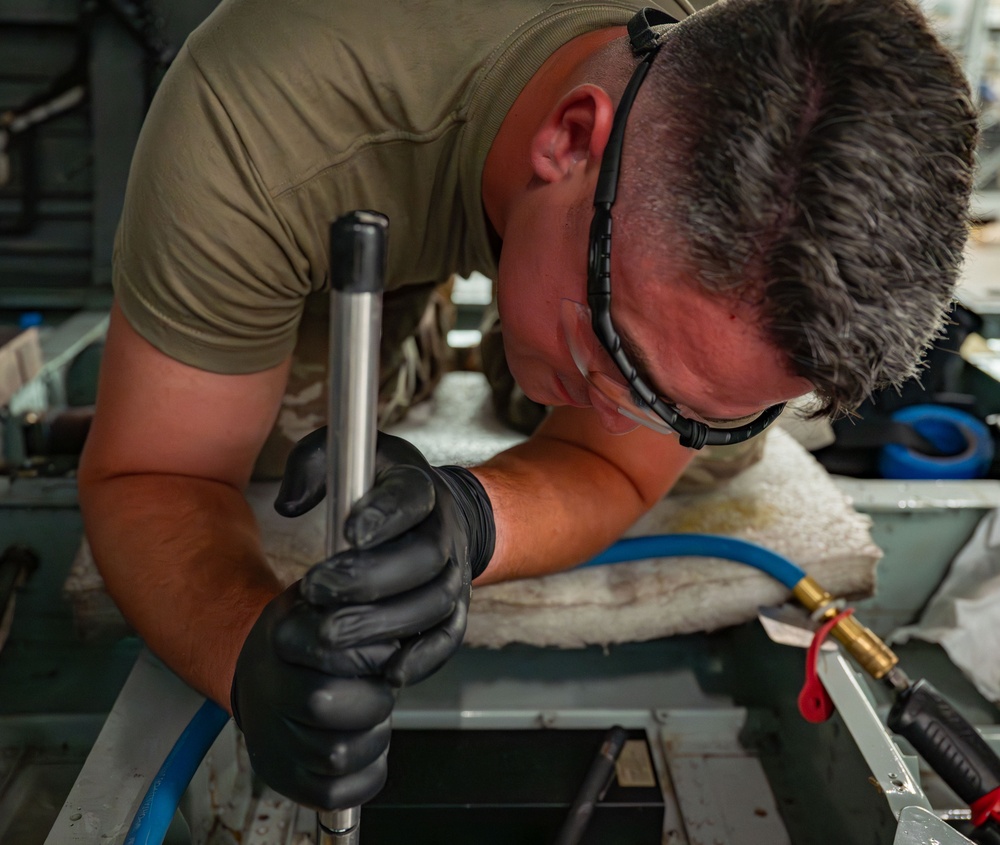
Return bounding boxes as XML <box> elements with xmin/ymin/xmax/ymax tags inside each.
<box><xmin>593</xmin><ymin>408</ymin><xmax>641</xmax><ymax>436</ymax></box>
<box><xmin>549</xmin><ymin>374</ymin><xmax>588</xmax><ymax>408</ymax></box>
<box><xmin>586</xmin><ymin>387</ymin><xmax>640</xmax><ymax>435</ymax></box>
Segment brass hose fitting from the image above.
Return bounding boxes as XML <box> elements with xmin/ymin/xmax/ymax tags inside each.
<box><xmin>792</xmin><ymin>576</ymin><xmax>899</xmax><ymax>680</ymax></box>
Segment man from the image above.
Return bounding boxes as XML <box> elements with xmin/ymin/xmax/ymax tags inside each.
<box><xmin>78</xmin><ymin>0</ymin><xmax>976</xmax><ymax>813</ymax></box>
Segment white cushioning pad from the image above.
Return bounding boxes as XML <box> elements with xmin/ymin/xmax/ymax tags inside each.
<box><xmin>248</xmin><ymin>373</ymin><xmax>880</xmax><ymax>649</ymax></box>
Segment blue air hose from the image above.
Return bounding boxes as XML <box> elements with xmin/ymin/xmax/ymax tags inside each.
<box><xmin>581</xmin><ymin>533</ymin><xmax>806</xmax><ymax>589</ymax></box>
<box><xmin>123</xmin><ymin>698</ymin><xmax>230</xmax><ymax>845</ymax></box>
<box><xmin>128</xmin><ymin>533</ymin><xmax>805</xmax><ymax>844</ymax></box>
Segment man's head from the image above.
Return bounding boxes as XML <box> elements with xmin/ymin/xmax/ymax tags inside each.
<box><xmin>490</xmin><ymin>0</ymin><xmax>977</xmax><ymax>438</ymax></box>
<box><xmin>615</xmin><ymin>0</ymin><xmax>979</xmax><ymax>418</ymax></box>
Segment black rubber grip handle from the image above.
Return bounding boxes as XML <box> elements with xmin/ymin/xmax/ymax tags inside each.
<box><xmin>329</xmin><ymin>210</ymin><xmax>388</xmax><ymax>294</ymax></box>
<box><xmin>887</xmin><ymin>679</ymin><xmax>1000</xmax><ymax>804</ymax></box>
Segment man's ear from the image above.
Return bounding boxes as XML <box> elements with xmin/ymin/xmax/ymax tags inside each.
<box><xmin>529</xmin><ymin>84</ymin><xmax>615</xmax><ymax>184</ymax></box>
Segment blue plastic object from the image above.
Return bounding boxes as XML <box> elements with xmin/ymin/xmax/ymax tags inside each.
<box><xmin>581</xmin><ymin>533</ymin><xmax>806</xmax><ymax>589</ymax></box>
<box><xmin>123</xmin><ymin>699</ymin><xmax>230</xmax><ymax>845</ymax></box>
<box><xmin>18</xmin><ymin>311</ymin><xmax>43</xmax><ymax>329</ymax></box>
<box><xmin>879</xmin><ymin>405</ymin><xmax>994</xmax><ymax>480</ymax></box>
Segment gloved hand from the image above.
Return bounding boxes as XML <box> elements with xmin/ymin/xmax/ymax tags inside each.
<box><xmin>274</xmin><ymin>429</ymin><xmax>496</xmax><ymax>686</ymax></box>
<box><xmin>230</xmin><ymin>582</ymin><xmax>398</xmax><ymax>809</ymax></box>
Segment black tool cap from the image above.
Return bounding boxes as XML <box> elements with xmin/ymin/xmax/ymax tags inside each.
<box><xmin>329</xmin><ymin>210</ymin><xmax>389</xmax><ymax>294</ymax></box>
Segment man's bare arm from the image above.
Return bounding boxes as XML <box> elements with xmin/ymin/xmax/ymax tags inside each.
<box><xmin>80</xmin><ymin>303</ymin><xmax>692</xmax><ymax>702</ymax></box>
<box><xmin>77</xmin><ymin>302</ymin><xmax>291</xmax><ymax>709</ymax></box>
<box><xmin>473</xmin><ymin>405</ymin><xmax>694</xmax><ymax>584</ymax></box>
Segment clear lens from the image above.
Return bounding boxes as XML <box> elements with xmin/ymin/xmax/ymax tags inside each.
<box><xmin>559</xmin><ymin>299</ymin><xmax>679</xmax><ymax>437</ymax></box>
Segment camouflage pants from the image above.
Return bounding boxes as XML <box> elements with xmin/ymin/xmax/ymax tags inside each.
<box><xmin>253</xmin><ymin>282</ymin><xmax>454</xmax><ymax>479</ymax></box>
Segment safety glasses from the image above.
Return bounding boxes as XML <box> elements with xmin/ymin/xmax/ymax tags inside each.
<box><xmin>583</xmin><ymin>31</ymin><xmax>785</xmax><ymax>449</ymax></box>
<box><xmin>560</xmin><ymin>298</ymin><xmax>779</xmax><ymax>438</ymax></box>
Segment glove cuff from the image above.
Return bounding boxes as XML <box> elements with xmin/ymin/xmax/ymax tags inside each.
<box><xmin>230</xmin><ymin>671</ymin><xmax>243</xmax><ymax>731</ymax></box>
<box><xmin>437</xmin><ymin>466</ymin><xmax>496</xmax><ymax>580</ymax></box>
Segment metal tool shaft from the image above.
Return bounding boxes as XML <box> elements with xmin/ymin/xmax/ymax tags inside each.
<box><xmin>325</xmin><ymin>291</ymin><xmax>381</xmax><ymax>556</ymax></box>
<box><xmin>316</xmin><ymin>210</ymin><xmax>387</xmax><ymax>845</ymax></box>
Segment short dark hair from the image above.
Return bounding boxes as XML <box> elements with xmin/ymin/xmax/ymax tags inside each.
<box><xmin>618</xmin><ymin>0</ymin><xmax>979</xmax><ymax>417</ymax></box>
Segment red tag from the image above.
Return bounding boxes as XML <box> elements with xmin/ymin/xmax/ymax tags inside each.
<box><xmin>798</xmin><ymin>609</ymin><xmax>854</xmax><ymax>723</ymax></box>
<box><xmin>971</xmin><ymin>785</ymin><xmax>1000</xmax><ymax>827</ymax></box>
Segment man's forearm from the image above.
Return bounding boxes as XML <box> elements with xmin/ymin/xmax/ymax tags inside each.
<box><xmin>471</xmin><ymin>408</ymin><xmax>693</xmax><ymax>584</ymax></box>
<box><xmin>79</xmin><ymin>473</ymin><xmax>282</xmax><ymax>709</ymax></box>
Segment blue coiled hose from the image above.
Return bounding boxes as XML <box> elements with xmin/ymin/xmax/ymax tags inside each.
<box><xmin>126</xmin><ymin>533</ymin><xmax>806</xmax><ymax>843</ymax></box>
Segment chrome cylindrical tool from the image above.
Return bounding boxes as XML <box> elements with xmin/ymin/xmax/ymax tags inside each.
<box><xmin>317</xmin><ymin>210</ymin><xmax>387</xmax><ymax>845</ymax></box>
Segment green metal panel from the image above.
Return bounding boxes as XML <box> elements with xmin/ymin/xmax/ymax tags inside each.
<box><xmin>0</xmin><ymin>483</ymin><xmax>140</xmax><ymax>716</ymax></box>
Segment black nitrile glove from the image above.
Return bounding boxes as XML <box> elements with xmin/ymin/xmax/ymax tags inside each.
<box><xmin>275</xmin><ymin>429</ymin><xmax>496</xmax><ymax>687</ymax></box>
<box><xmin>230</xmin><ymin>582</ymin><xmax>399</xmax><ymax>809</ymax></box>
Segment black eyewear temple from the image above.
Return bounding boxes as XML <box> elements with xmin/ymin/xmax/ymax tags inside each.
<box><xmin>585</xmin><ymin>22</ymin><xmax>785</xmax><ymax>450</ymax></box>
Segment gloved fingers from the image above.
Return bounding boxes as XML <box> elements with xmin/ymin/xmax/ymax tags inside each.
<box><xmin>289</xmin><ymin>717</ymin><xmax>392</xmax><ymax>779</ymax></box>
<box><xmin>345</xmin><ymin>463</ymin><xmax>435</xmax><ymax>549</ymax></box>
<box><xmin>270</xmin><ymin>670</ymin><xmax>396</xmax><ymax>731</ymax></box>
<box><xmin>318</xmin><ymin>643</ymin><xmax>399</xmax><ymax>676</ymax></box>
<box><xmin>310</xmin><ymin>560</ymin><xmax>463</xmax><ymax>648</ymax></box>
<box><xmin>305</xmin><ymin>675</ymin><xmax>395</xmax><ymax>731</ymax></box>
<box><xmin>274</xmin><ymin>427</ymin><xmax>328</xmax><ymax>517</ymax></box>
<box><xmin>276</xmin><ymin>554</ymin><xmax>462</xmax><ymax>663</ymax></box>
<box><xmin>385</xmin><ymin>583</ymin><xmax>470</xmax><ymax>687</ymax></box>
<box><xmin>373</xmin><ymin>431</ymin><xmax>431</xmax><ymax>472</ymax></box>
<box><xmin>267</xmin><ymin>748</ymin><xmax>390</xmax><ymax>812</ymax></box>
<box><xmin>303</xmin><ymin>514</ymin><xmax>448</xmax><ymax>604</ymax></box>
<box><xmin>309</xmin><ymin>750</ymin><xmax>390</xmax><ymax>812</ymax></box>
<box><xmin>273</xmin><ymin>429</ymin><xmax>435</xmax><ymax>527</ymax></box>
<box><xmin>233</xmin><ymin>580</ymin><xmax>396</xmax><ymax>812</ymax></box>
<box><xmin>287</xmin><ymin>633</ymin><xmax>399</xmax><ymax>676</ymax></box>
<box><xmin>270</xmin><ymin>599</ymin><xmax>401</xmax><ymax>673</ymax></box>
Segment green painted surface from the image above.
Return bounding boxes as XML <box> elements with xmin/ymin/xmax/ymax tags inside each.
<box><xmin>0</xmin><ymin>489</ymin><xmax>140</xmax><ymax>717</ymax></box>
<box><xmin>854</xmin><ymin>507</ymin><xmax>985</xmax><ymax>636</ymax></box>
<box><xmin>0</xmin><ymin>483</ymin><xmax>140</xmax><ymax>845</ymax></box>
<box><xmin>0</xmin><ymin>478</ymin><xmax>997</xmax><ymax>845</ymax></box>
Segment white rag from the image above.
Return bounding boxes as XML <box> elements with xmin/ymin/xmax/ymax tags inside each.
<box><xmin>892</xmin><ymin>508</ymin><xmax>1000</xmax><ymax>703</ymax></box>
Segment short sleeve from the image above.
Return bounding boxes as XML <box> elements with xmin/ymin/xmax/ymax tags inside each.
<box><xmin>113</xmin><ymin>44</ymin><xmax>312</xmax><ymax>374</ymax></box>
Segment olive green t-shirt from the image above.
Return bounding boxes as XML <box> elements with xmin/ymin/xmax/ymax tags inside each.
<box><xmin>113</xmin><ymin>0</ymin><xmax>683</xmax><ymax>374</ymax></box>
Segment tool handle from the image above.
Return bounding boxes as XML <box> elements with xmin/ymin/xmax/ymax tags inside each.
<box><xmin>887</xmin><ymin>679</ymin><xmax>1000</xmax><ymax>806</ymax></box>
<box><xmin>324</xmin><ymin>211</ymin><xmax>387</xmax><ymax>558</ymax></box>
<box><xmin>318</xmin><ymin>211</ymin><xmax>388</xmax><ymax>843</ymax></box>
